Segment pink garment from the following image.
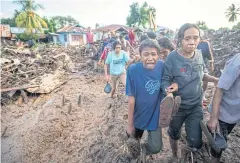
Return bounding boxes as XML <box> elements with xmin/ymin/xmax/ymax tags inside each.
<box><xmin>86</xmin><ymin>32</ymin><xmax>94</xmax><ymax>43</ymax></box>
<box><xmin>100</xmin><ymin>47</ymin><xmax>110</xmax><ymax>60</ymax></box>
<box><xmin>129</xmin><ymin>31</ymin><xmax>135</xmax><ymax>46</ymax></box>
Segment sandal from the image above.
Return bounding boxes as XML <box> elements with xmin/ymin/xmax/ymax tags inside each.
<box><xmin>200</xmin><ymin>120</ymin><xmax>227</xmax><ymax>154</ymax></box>
<box><xmin>159</xmin><ymin>96</ymin><xmax>174</xmax><ymax>128</ymax></box>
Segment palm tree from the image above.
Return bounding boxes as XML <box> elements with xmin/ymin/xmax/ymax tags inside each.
<box><xmin>13</xmin><ymin>0</ymin><xmax>44</xmax><ymax>11</ymax></box>
<box><xmin>196</xmin><ymin>21</ymin><xmax>206</xmax><ymax>27</ymax></box>
<box><xmin>95</xmin><ymin>23</ymin><xmax>100</xmax><ymax>29</ymax></box>
<box><xmin>225</xmin><ymin>4</ymin><xmax>240</xmax><ymax>22</ymax></box>
<box><xmin>148</xmin><ymin>6</ymin><xmax>156</xmax><ymax>31</ymax></box>
<box><xmin>15</xmin><ymin>0</ymin><xmax>47</xmax><ymax>33</ymax></box>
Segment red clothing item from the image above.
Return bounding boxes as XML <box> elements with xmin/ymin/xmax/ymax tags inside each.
<box><xmin>129</xmin><ymin>31</ymin><xmax>135</xmax><ymax>46</ymax></box>
<box><xmin>86</xmin><ymin>32</ymin><xmax>94</xmax><ymax>43</ymax></box>
<box><xmin>100</xmin><ymin>47</ymin><xmax>110</xmax><ymax>60</ymax></box>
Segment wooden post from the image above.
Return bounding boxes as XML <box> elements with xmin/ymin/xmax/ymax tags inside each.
<box><xmin>62</xmin><ymin>95</ymin><xmax>65</xmax><ymax>106</ymax></box>
<box><xmin>68</xmin><ymin>103</ymin><xmax>72</xmax><ymax>114</ymax></box>
<box><xmin>78</xmin><ymin>95</ymin><xmax>81</xmax><ymax>107</ymax></box>
<box><xmin>20</xmin><ymin>90</ymin><xmax>28</xmax><ymax>103</ymax></box>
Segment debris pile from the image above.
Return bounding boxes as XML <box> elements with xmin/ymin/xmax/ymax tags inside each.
<box><xmin>0</xmin><ymin>43</ymin><xmax>98</xmax><ymax>105</ymax></box>
<box><xmin>211</xmin><ymin>30</ymin><xmax>240</xmax><ymax>77</ymax></box>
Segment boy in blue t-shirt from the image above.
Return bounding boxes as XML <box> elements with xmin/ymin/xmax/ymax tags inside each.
<box><xmin>126</xmin><ymin>39</ymin><xmax>164</xmax><ymax>158</ymax></box>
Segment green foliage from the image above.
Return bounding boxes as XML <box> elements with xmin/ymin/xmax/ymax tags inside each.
<box><xmin>218</xmin><ymin>27</ymin><xmax>230</xmax><ymax>31</ymax></box>
<box><xmin>15</xmin><ymin>11</ymin><xmax>48</xmax><ymax>33</ymax></box>
<box><xmin>14</xmin><ymin>0</ymin><xmax>47</xmax><ymax>33</ymax></box>
<box><xmin>16</xmin><ymin>32</ymin><xmax>39</xmax><ymax>41</ymax></box>
<box><xmin>51</xmin><ymin>15</ymin><xmax>79</xmax><ymax>29</ymax></box>
<box><xmin>95</xmin><ymin>23</ymin><xmax>100</xmax><ymax>29</ymax></box>
<box><xmin>126</xmin><ymin>2</ymin><xmax>140</xmax><ymax>27</ymax></box>
<box><xmin>126</xmin><ymin>1</ymin><xmax>156</xmax><ymax>29</ymax></box>
<box><xmin>13</xmin><ymin>0</ymin><xmax>44</xmax><ymax>11</ymax></box>
<box><xmin>0</xmin><ymin>10</ymin><xmax>20</xmax><ymax>27</ymax></box>
<box><xmin>0</xmin><ymin>18</ymin><xmax>16</xmax><ymax>26</ymax></box>
<box><xmin>225</xmin><ymin>4</ymin><xmax>240</xmax><ymax>22</ymax></box>
<box><xmin>232</xmin><ymin>22</ymin><xmax>240</xmax><ymax>30</ymax></box>
<box><xmin>43</xmin><ymin>17</ymin><xmax>57</xmax><ymax>32</ymax></box>
<box><xmin>196</xmin><ymin>21</ymin><xmax>208</xmax><ymax>30</ymax></box>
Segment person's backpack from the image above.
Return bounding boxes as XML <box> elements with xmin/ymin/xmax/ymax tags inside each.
<box><xmin>104</xmin><ymin>82</ymin><xmax>112</xmax><ymax>94</ymax></box>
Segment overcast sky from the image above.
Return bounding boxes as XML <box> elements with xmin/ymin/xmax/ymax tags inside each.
<box><xmin>1</xmin><ymin>0</ymin><xmax>240</xmax><ymax>30</ymax></box>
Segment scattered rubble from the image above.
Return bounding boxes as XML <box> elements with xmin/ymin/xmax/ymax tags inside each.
<box><xmin>0</xmin><ymin>43</ymin><xmax>99</xmax><ymax>105</ymax></box>
<box><xmin>211</xmin><ymin>30</ymin><xmax>240</xmax><ymax>77</ymax></box>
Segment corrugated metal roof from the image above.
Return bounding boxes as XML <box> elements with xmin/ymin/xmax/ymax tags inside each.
<box><xmin>10</xmin><ymin>27</ymin><xmax>48</xmax><ymax>34</ymax></box>
<box><xmin>10</xmin><ymin>27</ymin><xmax>25</xmax><ymax>34</ymax></box>
<box><xmin>57</xmin><ymin>25</ymin><xmax>85</xmax><ymax>33</ymax></box>
<box><xmin>94</xmin><ymin>24</ymin><xmax>143</xmax><ymax>33</ymax></box>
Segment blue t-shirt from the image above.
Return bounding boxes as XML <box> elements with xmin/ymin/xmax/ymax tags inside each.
<box><xmin>105</xmin><ymin>50</ymin><xmax>129</xmax><ymax>75</ymax></box>
<box><xmin>126</xmin><ymin>61</ymin><xmax>164</xmax><ymax>130</ymax></box>
<box><xmin>197</xmin><ymin>42</ymin><xmax>211</xmax><ymax>61</ymax></box>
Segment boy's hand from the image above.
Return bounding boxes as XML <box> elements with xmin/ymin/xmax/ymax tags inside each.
<box><xmin>166</xmin><ymin>83</ymin><xmax>178</xmax><ymax>93</ymax></box>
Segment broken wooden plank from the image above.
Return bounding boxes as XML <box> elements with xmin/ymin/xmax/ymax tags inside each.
<box><xmin>0</xmin><ymin>85</ymin><xmax>39</xmax><ymax>93</ymax></box>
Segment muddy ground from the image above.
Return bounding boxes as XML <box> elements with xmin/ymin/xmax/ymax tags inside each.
<box><xmin>1</xmin><ymin>69</ymin><xmax>240</xmax><ymax>163</ymax></box>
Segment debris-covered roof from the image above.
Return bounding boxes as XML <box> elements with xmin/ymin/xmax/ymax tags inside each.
<box><xmin>94</xmin><ymin>24</ymin><xmax>143</xmax><ymax>33</ymax></box>
<box><xmin>57</xmin><ymin>24</ymin><xmax>86</xmax><ymax>33</ymax></box>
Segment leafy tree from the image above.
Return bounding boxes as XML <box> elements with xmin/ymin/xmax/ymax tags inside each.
<box><xmin>126</xmin><ymin>2</ymin><xmax>140</xmax><ymax>27</ymax></box>
<box><xmin>0</xmin><ymin>10</ymin><xmax>21</xmax><ymax>27</ymax></box>
<box><xmin>232</xmin><ymin>22</ymin><xmax>240</xmax><ymax>30</ymax></box>
<box><xmin>225</xmin><ymin>4</ymin><xmax>240</xmax><ymax>22</ymax></box>
<box><xmin>196</xmin><ymin>21</ymin><xmax>208</xmax><ymax>30</ymax></box>
<box><xmin>138</xmin><ymin>2</ymin><xmax>149</xmax><ymax>28</ymax></box>
<box><xmin>43</xmin><ymin>17</ymin><xmax>57</xmax><ymax>32</ymax></box>
<box><xmin>218</xmin><ymin>27</ymin><xmax>230</xmax><ymax>31</ymax></box>
<box><xmin>51</xmin><ymin>15</ymin><xmax>79</xmax><ymax>28</ymax></box>
<box><xmin>17</xmin><ymin>32</ymin><xmax>39</xmax><ymax>41</ymax></box>
<box><xmin>0</xmin><ymin>18</ymin><xmax>16</xmax><ymax>26</ymax></box>
<box><xmin>126</xmin><ymin>2</ymin><xmax>156</xmax><ymax>29</ymax></box>
<box><xmin>13</xmin><ymin>0</ymin><xmax>44</xmax><ymax>11</ymax></box>
<box><xmin>95</xmin><ymin>23</ymin><xmax>100</xmax><ymax>29</ymax></box>
<box><xmin>15</xmin><ymin>0</ymin><xmax>47</xmax><ymax>33</ymax></box>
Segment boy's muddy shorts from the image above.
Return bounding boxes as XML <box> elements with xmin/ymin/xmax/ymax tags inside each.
<box><xmin>110</xmin><ymin>72</ymin><xmax>126</xmax><ymax>90</ymax></box>
<box><xmin>134</xmin><ymin>127</ymin><xmax>163</xmax><ymax>155</ymax></box>
<box><xmin>168</xmin><ymin>104</ymin><xmax>203</xmax><ymax>149</ymax></box>
<box><xmin>211</xmin><ymin>120</ymin><xmax>236</xmax><ymax>158</ymax></box>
